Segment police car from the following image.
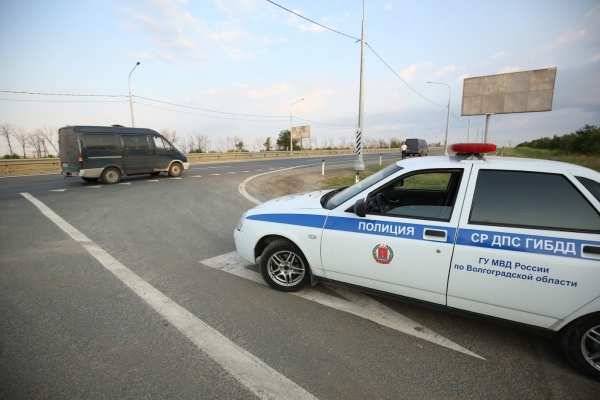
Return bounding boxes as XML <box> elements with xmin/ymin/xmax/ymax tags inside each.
<box><xmin>234</xmin><ymin>143</ymin><xmax>600</xmax><ymax>380</ymax></box>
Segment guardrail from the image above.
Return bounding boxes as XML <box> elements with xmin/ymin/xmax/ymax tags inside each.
<box><xmin>0</xmin><ymin>148</ymin><xmax>401</xmax><ymax>177</ymax></box>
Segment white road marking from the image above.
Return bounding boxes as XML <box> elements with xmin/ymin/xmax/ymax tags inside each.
<box><xmin>50</xmin><ymin>189</ymin><xmax>67</xmax><ymax>192</ymax></box>
<box><xmin>87</xmin><ymin>186</ymin><xmax>102</xmax><ymax>189</ymax></box>
<box><xmin>237</xmin><ymin>165</ymin><xmax>309</xmax><ymax>205</ymax></box>
<box><xmin>241</xmin><ymin>171</ymin><xmax>250</xmax><ymax>173</ymax></box>
<box><xmin>191</xmin><ymin>175</ymin><xmax>202</xmax><ymax>178</ymax></box>
<box><xmin>119</xmin><ymin>182</ymin><xmax>131</xmax><ymax>185</ymax></box>
<box><xmin>227</xmin><ymin>172</ymin><xmax>236</xmax><ymax>174</ymax></box>
<box><xmin>20</xmin><ymin>193</ymin><xmax>316</xmax><ymax>400</ymax></box>
<box><xmin>147</xmin><ymin>180</ymin><xmax>159</xmax><ymax>182</ymax></box>
<box><xmin>201</xmin><ymin>252</ymin><xmax>484</xmax><ymax>360</ymax></box>
<box><xmin>210</xmin><ymin>173</ymin><xmax>221</xmax><ymax>176</ymax></box>
<box><xmin>191</xmin><ymin>166</ymin><xmax>231</xmax><ymax>170</ymax></box>
<box><xmin>170</xmin><ymin>177</ymin><xmax>182</xmax><ymax>180</ymax></box>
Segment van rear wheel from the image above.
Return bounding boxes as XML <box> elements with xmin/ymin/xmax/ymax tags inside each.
<box><xmin>101</xmin><ymin>167</ymin><xmax>121</xmax><ymax>184</ymax></box>
<box><xmin>168</xmin><ymin>163</ymin><xmax>183</xmax><ymax>177</ymax></box>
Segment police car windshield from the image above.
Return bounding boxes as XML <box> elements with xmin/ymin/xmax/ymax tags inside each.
<box><xmin>325</xmin><ymin>164</ymin><xmax>403</xmax><ymax>209</ymax></box>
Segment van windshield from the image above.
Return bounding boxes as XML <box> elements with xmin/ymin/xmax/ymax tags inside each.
<box><xmin>325</xmin><ymin>163</ymin><xmax>403</xmax><ymax>209</ymax></box>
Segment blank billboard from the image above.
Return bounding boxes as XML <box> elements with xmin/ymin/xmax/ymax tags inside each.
<box><xmin>461</xmin><ymin>68</ymin><xmax>556</xmax><ymax>116</ymax></box>
<box><xmin>292</xmin><ymin>125</ymin><xmax>311</xmax><ymax>139</ymax></box>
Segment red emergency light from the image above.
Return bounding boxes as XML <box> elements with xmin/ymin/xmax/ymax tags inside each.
<box><xmin>451</xmin><ymin>143</ymin><xmax>497</xmax><ymax>154</ymax></box>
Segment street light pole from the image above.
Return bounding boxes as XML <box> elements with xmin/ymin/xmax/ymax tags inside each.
<box><xmin>388</xmin><ymin>119</ymin><xmax>400</xmax><ymax>149</ymax></box>
<box><xmin>128</xmin><ymin>62</ymin><xmax>140</xmax><ymax>127</ymax></box>
<box><xmin>428</xmin><ymin>81</ymin><xmax>450</xmax><ymax>156</ymax></box>
<box><xmin>290</xmin><ymin>98</ymin><xmax>304</xmax><ymax>155</ymax></box>
<box><xmin>353</xmin><ymin>0</ymin><xmax>366</xmax><ymax>181</ymax></box>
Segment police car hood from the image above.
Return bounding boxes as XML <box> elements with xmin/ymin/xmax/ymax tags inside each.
<box><xmin>253</xmin><ymin>190</ymin><xmax>328</xmax><ymax>210</ymax></box>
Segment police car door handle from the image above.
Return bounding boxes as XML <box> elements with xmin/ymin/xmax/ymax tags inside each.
<box><xmin>583</xmin><ymin>245</ymin><xmax>600</xmax><ymax>255</ymax></box>
<box><xmin>424</xmin><ymin>229</ymin><xmax>446</xmax><ymax>239</ymax></box>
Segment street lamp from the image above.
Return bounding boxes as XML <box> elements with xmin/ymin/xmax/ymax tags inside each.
<box><xmin>388</xmin><ymin>119</ymin><xmax>400</xmax><ymax>149</ymax></box>
<box><xmin>129</xmin><ymin>62</ymin><xmax>141</xmax><ymax>127</ymax></box>
<box><xmin>428</xmin><ymin>81</ymin><xmax>450</xmax><ymax>156</ymax></box>
<box><xmin>290</xmin><ymin>98</ymin><xmax>304</xmax><ymax>155</ymax></box>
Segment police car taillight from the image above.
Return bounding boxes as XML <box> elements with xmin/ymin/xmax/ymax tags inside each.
<box><xmin>78</xmin><ymin>153</ymin><xmax>83</xmax><ymax>165</ymax></box>
<box><xmin>451</xmin><ymin>143</ymin><xmax>497</xmax><ymax>154</ymax></box>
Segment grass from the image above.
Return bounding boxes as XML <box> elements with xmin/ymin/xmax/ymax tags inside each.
<box><xmin>319</xmin><ymin>164</ymin><xmax>391</xmax><ymax>189</ymax></box>
<box><xmin>500</xmin><ymin>147</ymin><xmax>600</xmax><ymax>172</ymax></box>
<box><xmin>317</xmin><ymin>147</ymin><xmax>600</xmax><ymax>190</ymax></box>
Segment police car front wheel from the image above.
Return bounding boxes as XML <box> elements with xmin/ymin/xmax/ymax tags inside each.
<box><xmin>260</xmin><ymin>240</ymin><xmax>310</xmax><ymax>292</ymax></box>
<box><xmin>560</xmin><ymin>313</ymin><xmax>600</xmax><ymax>381</ymax></box>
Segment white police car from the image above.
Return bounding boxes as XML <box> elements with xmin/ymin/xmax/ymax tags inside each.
<box><xmin>234</xmin><ymin>143</ymin><xmax>600</xmax><ymax>380</ymax></box>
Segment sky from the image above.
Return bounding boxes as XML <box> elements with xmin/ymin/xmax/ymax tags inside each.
<box><xmin>1</xmin><ymin>0</ymin><xmax>599</xmax><ymax>154</ymax></box>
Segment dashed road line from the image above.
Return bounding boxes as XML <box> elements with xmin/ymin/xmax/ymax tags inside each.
<box><xmin>20</xmin><ymin>193</ymin><xmax>317</xmax><ymax>400</ymax></box>
<box><xmin>50</xmin><ymin>189</ymin><xmax>67</xmax><ymax>192</ymax></box>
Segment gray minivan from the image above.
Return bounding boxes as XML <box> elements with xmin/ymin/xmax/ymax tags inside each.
<box><xmin>405</xmin><ymin>138</ymin><xmax>428</xmax><ymax>156</ymax></box>
<box><xmin>59</xmin><ymin>125</ymin><xmax>189</xmax><ymax>184</ymax></box>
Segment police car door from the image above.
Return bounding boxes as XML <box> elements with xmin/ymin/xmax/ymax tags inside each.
<box><xmin>448</xmin><ymin>166</ymin><xmax>600</xmax><ymax>328</ymax></box>
<box><xmin>321</xmin><ymin>166</ymin><xmax>470</xmax><ymax>305</ymax></box>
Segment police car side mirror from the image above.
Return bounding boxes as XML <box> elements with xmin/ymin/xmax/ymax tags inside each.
<box><xmin>354</xmin><ymin>199</ymin><xmax>366</xmax><ymax>217</ymax></box>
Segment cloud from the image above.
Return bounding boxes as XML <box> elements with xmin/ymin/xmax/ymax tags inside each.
<box><xmin>399</xmin><ymin>62</ymin><xmax>433</xmax><ymax>82</ymax></box>
<box><xmin>455</xmin><ymin>73</ymin><xmax>469</xmax><ymax>82</ymax></box>
<box><xmin>556</xmin><ymin>29</ymin><xmax>586</xmax><ymax>45</ymax></box>
<box><xmin>299</xmin><ymin>23</ymin><xmax>327</xmax><ymax>33</ymax></box>
<box><xmin>543</xmin><ymin>29</ymin><xmax>586</xmax><ymax>49</ymax></box>
<box><xmin>490</xmin><ymin>51</ymin><xmax>506</xmax><ymax>59</ymax></box>
<box><xmin>384</xmin><ymin>2</ymin><xmax>393</xmax><ymax>11</ymax></box>
<box><xmin>586</xmin><ymin>4</ymin><xmax>600</xmax><ymax>20</ymax></box>
<box><xmin>209</xmin><ymin>0</ymin><xmax>262</xmax><ymax>13</ymax></box>
<box><xmin>431</xmin><ymin>65</ymin><xmax>456</xmax><ymax>79</ymax></box>
<box><xmin>498</xmin><ymin>66</ymin><xmax>520</xmax><ymax>73</ymax></box>
<box><xmin>592</xmin><ymin>54</ymin><xmax>600</xmax><ymax>63</ymax></box>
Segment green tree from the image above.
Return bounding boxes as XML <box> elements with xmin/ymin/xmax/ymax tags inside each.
<box><xmin>235</xmin><ymin>140</ymin><xmax>244</xmax><ymax>151</ymax></box>
<box><xmin>276</xmin><ymin>130</ymin><xmax>300</xmax><ymax>151</ymax></box>
<box><xmin>264</xmin><ymin>137</ymin><xmax>273</xmax><ymax>151</ymax></box>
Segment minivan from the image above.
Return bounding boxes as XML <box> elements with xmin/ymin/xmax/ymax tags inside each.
<box><xmin>59</xmin><ymin>125</ymin><xmax>189</xmax><ymax>184</ymax></box>
<box><xmin>405</xmin><ymin>138</ymin><xmax>428</xmax><ymax>156</ymax></box>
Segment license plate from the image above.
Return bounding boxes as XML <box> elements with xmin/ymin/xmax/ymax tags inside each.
<box><xmin>62</xmin><ymin>163</ymin><xmax>68</xmax><ymax>167</ymax></box>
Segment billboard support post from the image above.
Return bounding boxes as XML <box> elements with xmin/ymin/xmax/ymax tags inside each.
<box><xmin>485</xmin><ymin>114</ymin><xmax>492</xmax><ymax>143</ymax></box>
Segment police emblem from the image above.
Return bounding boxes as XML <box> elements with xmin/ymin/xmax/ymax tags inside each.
<box><xmin>372</xmin><ymin>244</ymin><xmax>394</xmax><ymax>264</ymax></box>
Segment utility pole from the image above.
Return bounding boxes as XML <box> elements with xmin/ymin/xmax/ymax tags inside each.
<box><xmin>353</xmin><ymin>0</ymin><xmax>366</xmax><ymax>182</ymax></box>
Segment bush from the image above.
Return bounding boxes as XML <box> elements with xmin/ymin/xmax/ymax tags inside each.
<box><xmin>2</xmin><ymin>153</ymin><xmax>20</xmax><ymax>159</ymax></box>
<box><xmin>516</xmin><ymin>125</ymin><xmax>600</xmax><ymax>156</ymax></box>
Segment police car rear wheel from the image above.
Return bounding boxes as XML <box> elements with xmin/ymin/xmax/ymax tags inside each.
<box><xmin>260</xmin><ymin>240</ymin><xmax>310</xmax><ymax>292</ymax></box>
<box><xmin>560</xmin><ymin>314</ymin><xmax>600</xmax><ymax>381</ymax></box>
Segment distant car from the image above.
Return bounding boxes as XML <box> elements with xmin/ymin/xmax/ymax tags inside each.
<box><xmin>405</xmin><ymin>138</ymin><xmax>428</xmax><ymax>156</ymax></box>
<box><xmin>234</xmin><ymin>143</ymin><xmax>600</xmax><ymax>380</ymax></box>
<box><xmin>59</xmin><ymin>125</ymin><xmax>189</xmax><ymax>184</ymax></box>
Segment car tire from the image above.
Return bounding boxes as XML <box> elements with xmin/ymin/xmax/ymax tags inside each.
<box><xmin>559</xmin><ymin>313</ymin><xmax>600</xmax><ymax>381</ymax></box>
<box><xmin>101</xmin><ymin>167</ymin><xmax>121</xmax><ymax>184</ymax></box>
<box><xmin>81</xmin><ymin>177</ymin><xmax>98</xmax><ymax>183</ymax></box>
<box><xmin>168</xmin><ymin>163</ymin><xmax>183</xmax><ymax>177</ymax></box>
<box><xmin>260</xmin><ymin>240</ymin><xmax>310</xmax><ymax>292</ymax></box>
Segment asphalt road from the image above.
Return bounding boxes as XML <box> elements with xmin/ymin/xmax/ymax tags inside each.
<box><xmin>1</xmin><ymin>152</ymin><xmax>598</xmax><ymax>399</ymax></box>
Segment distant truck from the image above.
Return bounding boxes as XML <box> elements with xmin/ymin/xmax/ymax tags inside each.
<box><xmin>405</xmin><ymin>138</ymin><xmax>429</xmax><ymax>156</ymax></box>
<box><xmin>59</xmin><ymin>125</ymin><xmax>189</xmax><ymax>184</ymax></box>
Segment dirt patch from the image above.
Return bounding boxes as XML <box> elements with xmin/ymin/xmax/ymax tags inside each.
<box><xmin>244</xmin><ymin>159</ymin><xmax>368</xmax><ymax>202</ymax></box>
<box><xmin>245</xmin><ymin>167</ymin><xmax>327</xmax><ymax>203</ymax></box>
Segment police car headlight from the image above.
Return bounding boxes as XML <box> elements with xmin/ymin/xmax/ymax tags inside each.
<box><xmin>237</xmin><ymin>212</ymin><xmax>247</xmax><ymax>231</ymax></box>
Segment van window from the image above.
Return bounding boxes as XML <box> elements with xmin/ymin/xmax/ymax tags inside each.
<box><xmin>122</xmin><ymin>135</ymin><xmax>150</xmax><ymax>149</ymax></box>
<box><xmin>470</xmin><ymin>170</ymin><xmax>600</xmax><ymax>232</ymax></box>
<box><xmin>83</xmin><ymin>134</ymin><xmax>118</xmax><ymax>149</ymax></box>
<box><xmin>153</xmin><ymin>136</ymin><xmax>171</xmax><ymax>150</ymax></box>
